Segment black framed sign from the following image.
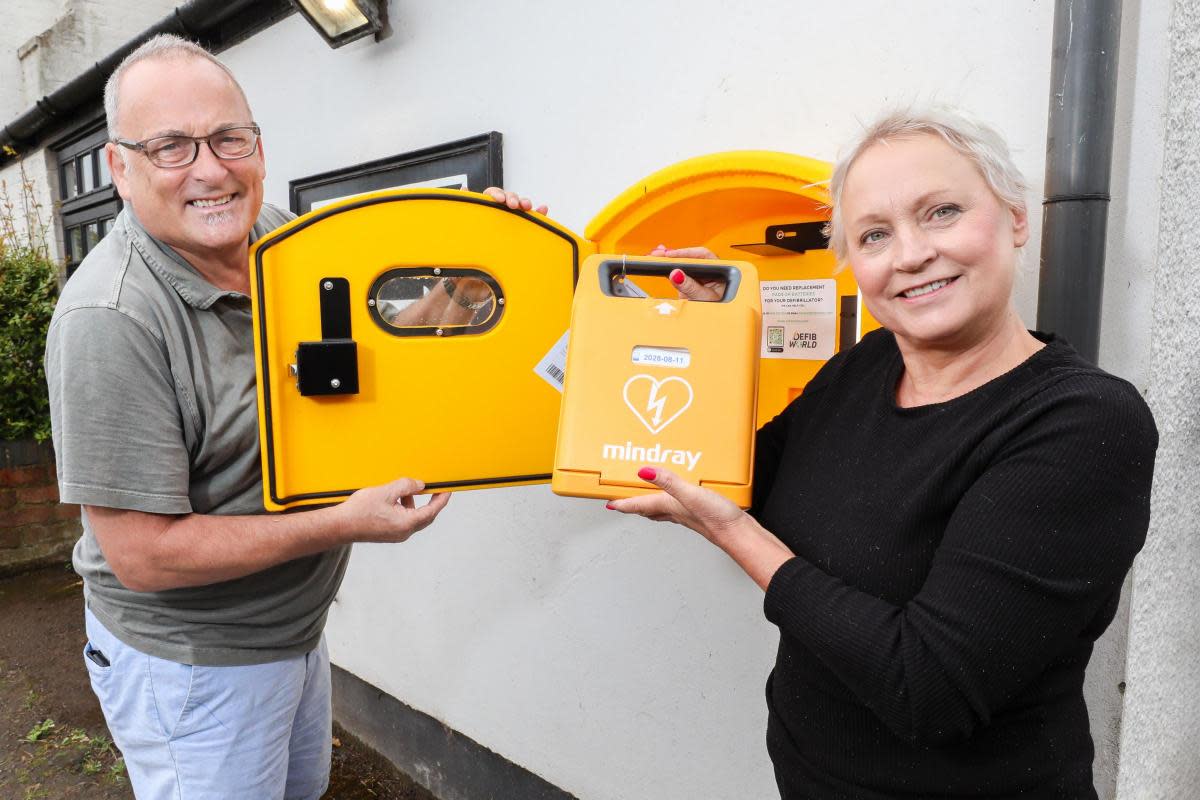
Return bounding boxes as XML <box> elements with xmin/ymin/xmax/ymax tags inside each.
<box><xmin>288</xmin><ymin>131</ymin><xmax>503</xmax><ymax>215</ymax></box>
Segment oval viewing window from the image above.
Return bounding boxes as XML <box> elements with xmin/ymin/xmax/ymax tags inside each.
<box><xmin>369</xmin><ymin>268</ymin><xmax>504</xmax><ymax>337</ymax></box>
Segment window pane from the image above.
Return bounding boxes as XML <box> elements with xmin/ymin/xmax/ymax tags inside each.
<box><xmin>80</xmin><ymin>153</ymin><xmax>96</xmax><ymax>193</ymax></box>
<box><xmin>97</xmin><ymin>148</ymin><xmax>111</xmax><ymax>187</ymax></box>
<box><xmin>99</xmin><ymin>217</ymin><xmax>113</xmax><ymax>236</ymax></box>
<box><xmin>61</xmin><ymin>162</ymin><xmax>77</xmax><ymax>199</ymax></box>
<box><xmin>372</xmin><ymin>270</ymin><xmax>501</xmax><ymax>332</ymax></box>
<box><xmin>68</xmin><ymin>226</ymin><xmax>82</xmax><ymax>261</ymax></box>
<box><xmin>85</xmin><ymin>221</ymin><xmax>100</xmax><ymax>254</ymax></box>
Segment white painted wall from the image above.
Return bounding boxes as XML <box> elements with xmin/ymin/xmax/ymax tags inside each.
<box><xmin>0</xmin><ymin>0</ymin><xmax>64</xmax><ymax>120</ymax></box>
<box><xmin>222</xmin><ymin>4</ymin><xmax>1090</xmax><ymax>798</ymax></box>
<box><xmin>1</xmin><ymin>0</ymin><xmax>178</xmax><ymax>120</ymax></box>
<box><xmin>0</xmin><ymin>150</ymin><xmax>57</xmax><ymax>250</ymax></box>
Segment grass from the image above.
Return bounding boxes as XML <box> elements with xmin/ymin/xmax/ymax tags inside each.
<box><xmin>14</xmin><ymin>721</ymin><xmax>126</xmax><ymax>789</ymax></box>
<box><xmin>22</xmin><ymin>719</ymin><xmax>54</xmax><ymax>743</ymax></box>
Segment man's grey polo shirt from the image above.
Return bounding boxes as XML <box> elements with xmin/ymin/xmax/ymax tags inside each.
<box><xmin>45</xmin><ymin>205</ymin><xmax>350</xmax><ymax>666</ymax></box>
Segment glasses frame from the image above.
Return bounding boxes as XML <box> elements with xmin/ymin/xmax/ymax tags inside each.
<box><xmin>113</xmin><ymin>125</ymin><xmax>262</xmax><ymax>169</ymax></box>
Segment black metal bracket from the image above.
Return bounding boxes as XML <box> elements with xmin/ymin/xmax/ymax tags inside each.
<box><xmin>731</xmin><ymin>222</ymin><xmax>830</xmax><ymax>256</ymax></box>
<box><xmin>295</xmin><ymin>277</ymin><xmax>359</xmax><ymax>396</ymax></box>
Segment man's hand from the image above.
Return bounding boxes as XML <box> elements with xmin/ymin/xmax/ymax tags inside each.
<box><xmin>648</xmin><ymin>244</ymin><xmax>726</xmax><ymax>301</ymax></box>
<box><xmin>85</xmin><ymin>476</ymin><xmax>451</xmax><ymax>592</ymax></box>
<box><xmin>335</xmin><ymin>478</ymin><xmax>450</xmax><ymax>544</ymax></box>
<box><xmin>482</xmin><ymin>186</ymin><xmax>548</xmax><ymax>215</ymax></box>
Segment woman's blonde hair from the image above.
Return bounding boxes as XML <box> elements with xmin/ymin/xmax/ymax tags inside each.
<box><xmin>825</xmin><ymin>107</ymin><xmax>1029</xmax><ymax>266</ymax></box>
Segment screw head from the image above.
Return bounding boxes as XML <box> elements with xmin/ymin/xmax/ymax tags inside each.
<box><xmin>323</xmin><ymin>280</ymin><xmax>334</xmax><ymax>291</ymax></box>
<box><xmin>433</xmin><ymin>267</ymin><xmax>442</xmax><ymax>275</ymax></box>
<box><xmin>498</xmin><ymin>297</ymin><xmax>505</xmax><ymax>305</ymax></box>
<box><xmin>367</xmin><ymin>298</ymin><xmax>376</xmax><ymax>307</ymax></box>
<box><xmin>330</xmin><ymin>378</ymin><xmax>341</xmax><ymax>389</ymax></box>
<box><xmin>435</xmin><ymin>328</ymin><xmax>444</xmax><ymax>336</ymax></box>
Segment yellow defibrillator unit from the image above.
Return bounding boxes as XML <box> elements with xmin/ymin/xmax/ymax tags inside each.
<box><xmin>552</xmin><ymin>255</ymin><xmax>761</xmax><ymax>507</ymax></box>
<box><xmin>249</xmin><ymin>188</ymin><xmax>584</xmax><ymax>511</ymax></box>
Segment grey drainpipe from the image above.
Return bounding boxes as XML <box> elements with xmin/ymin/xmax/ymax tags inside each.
<box><xmin>0</xmin><ymin>0</ymin><xmax>287</xmax><ymax>167</ymax></box>
<box><xmin>1036</xmin><ymin>0</ymin><xmax>1123</xmax><ymax>363</ymax></box>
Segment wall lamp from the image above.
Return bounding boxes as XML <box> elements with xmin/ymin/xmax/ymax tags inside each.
<box><xmin>289</xmin><ymin>0</ymin><xmax>388</xmax><ymax>49</ymax></box>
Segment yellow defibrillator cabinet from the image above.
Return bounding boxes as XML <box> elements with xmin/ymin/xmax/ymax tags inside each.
<box><xmin>585</xmin><ymin>151</ymin><xmax>881</xmax><ymax>425</ymax></box>
<box><xmin>250</xmin><ymin>188</ymin><xmax>587</xmax><ymax>511</ymax></box>
<box><xmin>552</xmin><ymin>256</ymin><xmax>760</xmax><ymax>507</ymax></box>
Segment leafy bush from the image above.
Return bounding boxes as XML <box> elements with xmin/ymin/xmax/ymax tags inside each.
<box><xmin>1</xmin><ymin>156</ymin><xmax>59</xmax><ymax>442</ymax></box>
<box><xmin>0</xmin><ymin>245</ymin><xmax>58</xmax><ymax>441</ymax></box>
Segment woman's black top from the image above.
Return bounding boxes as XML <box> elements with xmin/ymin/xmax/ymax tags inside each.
<box><xmin>751</xmin><ymin>330</ymin><xmax>1157</xmax><ymax>799</ymax></box>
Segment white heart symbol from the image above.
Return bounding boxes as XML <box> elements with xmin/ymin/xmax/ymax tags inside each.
<box><xmin>622</xmin><ymin>374</ymin><xmax>694</xmax><ymax>435</ymax></box>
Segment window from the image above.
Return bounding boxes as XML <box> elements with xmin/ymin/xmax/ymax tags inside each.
<box><xmin>54</xmin><ymin>120</ymin><xmax>121</xmax><ymax>278</ymax></box>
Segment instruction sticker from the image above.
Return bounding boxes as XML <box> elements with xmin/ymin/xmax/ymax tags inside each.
<box><xmin>534</xmin><ymin>329</ymin><xmax>570</xmax><ymax>392</ymax></box>
<box><xmin>760</xmin><ymin>279</ymin><xmax>836</xmax><ymax>361</ymax></box>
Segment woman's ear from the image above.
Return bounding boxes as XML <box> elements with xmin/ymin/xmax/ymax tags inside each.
<box><xmin>1011</xmin><ymin>203</ymin><xmax>1030</xmax><ymax>248</ymax></box>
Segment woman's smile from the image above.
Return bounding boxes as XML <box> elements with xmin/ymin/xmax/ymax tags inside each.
<box><xmin>898</xmin><ymin>275</ymin><xmax>959</xmax><ymax>300</ymax></box>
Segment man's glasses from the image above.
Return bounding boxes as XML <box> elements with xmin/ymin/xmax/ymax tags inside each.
<box><xmin>113</xmin><ymin>125</ymin><xmax>261</xmax><ymax>168</ymax></box>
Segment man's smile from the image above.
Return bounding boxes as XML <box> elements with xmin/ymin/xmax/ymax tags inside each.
<box><xmin>188</xmin><ymin>194</ymin><xmax>234</xmax><ymax>209</ymax></box>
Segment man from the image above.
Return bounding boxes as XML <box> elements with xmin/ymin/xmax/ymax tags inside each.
<box><xmin>45</xmin><ymin>35</ymin><xmax>538</xmax><ymax>799</ymax></box>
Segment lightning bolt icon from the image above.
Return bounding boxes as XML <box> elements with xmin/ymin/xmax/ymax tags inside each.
<box><xmin>645</xmin><ymin>384</ymin><xmax>668</xmax><ymax>427</ymax></box>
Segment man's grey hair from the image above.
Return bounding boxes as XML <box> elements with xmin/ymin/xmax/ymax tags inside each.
<box><xmin>825</xmin><ymin>107</ymin><xmax>1030</xmax><ymax>266</ymax></box>
<box><xmin>104</xmin><ymin>34</ymin><xmax>249</xmax><ymax>139</ymax></box>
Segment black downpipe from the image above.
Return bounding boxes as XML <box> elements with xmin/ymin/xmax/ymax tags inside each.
<box><xmin>1036</xmin><ymin>0</ymin><xmax>1123</xmax><ymax>363</ymax></box>
<box><xmin>0</xmin><ymin>0</ymin><xmax>281</xmax><ymax>164</ymax></box>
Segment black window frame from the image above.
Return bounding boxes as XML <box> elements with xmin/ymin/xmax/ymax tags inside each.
<box><xmin>53</xmin><ymin>116</ymin><xmax>121</xmax><ymax>278</ymax></box>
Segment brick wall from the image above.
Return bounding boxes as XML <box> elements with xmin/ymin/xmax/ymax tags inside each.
<box><xmin>0</xmin><ymin>439</ymin><xmax>80</xmax><ymax>576</ymax></box>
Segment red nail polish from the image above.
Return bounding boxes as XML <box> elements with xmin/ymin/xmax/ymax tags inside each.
<box><xmin>605</xmin><ymin>502</ymin><xmax>616</xmax><ymax>510</ymax></box>
<box><xmin>670</xmin><ymin>270</ymin><xmax>685</xmax><ymax>285</ymax></box>
<box><xmin>638</xmin><ymin>467</ymin><xmax>657</xmax><ymax>481</ymax></box>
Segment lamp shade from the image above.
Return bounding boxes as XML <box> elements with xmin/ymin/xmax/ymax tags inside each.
<box><xmin>290</xmin><ymin>0</ymin><xmax>385</xmax><ymax>48</ymax></box>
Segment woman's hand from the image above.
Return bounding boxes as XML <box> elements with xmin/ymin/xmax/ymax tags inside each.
<box><xmin>606</xmin><ymin>466</ymin><xmax>746</xmax><ymax>546</ymax></box>
<box><xmin>483</xmin><ymin>186</ymin><xmax>548</xmax><ymax>215</ymax></box>
<box><xmin>607</xmin><ymin>466</ymin><xmax>794</xmax><ymax>590</ymax></box>
<box><xmin>648</xmin><ymin>244</ymin><xmax>726</xmax><ymax>301</ymax></box>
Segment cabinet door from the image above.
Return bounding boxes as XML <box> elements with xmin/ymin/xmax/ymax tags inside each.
<box><xmin>251</xmin><ymin>189</ymin><xmax>588</xmax><ymax>510</ymax></box>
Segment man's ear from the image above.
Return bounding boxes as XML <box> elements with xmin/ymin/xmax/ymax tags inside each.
<box><xmin>106</xmin><ymin>143</ymin><xmax>132</xmax><ymax>202</ymax></box>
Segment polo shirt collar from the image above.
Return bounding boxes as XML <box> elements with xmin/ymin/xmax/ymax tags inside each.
<box><xmin>122</xmin><ymin>207</ymin><xmax>256</xmax><ymax>310</ymax></box>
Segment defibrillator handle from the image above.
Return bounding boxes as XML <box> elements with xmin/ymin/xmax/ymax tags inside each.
<box><xmin>596</xmin><ymin>258</ymin><xmax>743</xmax><ymax>303</ymax></box>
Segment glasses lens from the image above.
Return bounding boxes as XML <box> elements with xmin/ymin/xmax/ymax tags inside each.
<box><xmin>145</xmin><ymin>136</ymin><xmax>195</xmax><ymax>166</ymax></box>
<box><xmin>211</xmin><ymin>129</ymin><xmax>257</xmax><ymax>159</ymax></box>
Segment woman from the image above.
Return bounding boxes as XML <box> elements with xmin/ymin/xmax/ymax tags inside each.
<box><xmin>610</xmin><ymin>109</ymin><xmax>1157</xmax><ymax>798</ymax></box>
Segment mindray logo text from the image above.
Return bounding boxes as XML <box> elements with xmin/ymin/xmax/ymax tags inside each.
<box><xmin>601</xmin><ymin>441</ymin><xmax>701</xmax><ymax>472</ymax></box>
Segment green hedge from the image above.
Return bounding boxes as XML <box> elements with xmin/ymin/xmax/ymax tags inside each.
<box><xmin>0</xmin><ymin>244</ymin><xmax>58</xmax><ymax>441</ymax></box>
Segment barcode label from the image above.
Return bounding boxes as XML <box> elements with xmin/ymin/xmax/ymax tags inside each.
<box><xmin>534</xmin><ymin>330</ymin><xmax>570</xmax><ymax>393</ymax></box>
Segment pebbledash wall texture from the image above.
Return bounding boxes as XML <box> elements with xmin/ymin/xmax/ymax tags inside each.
<box><xmin>1116</xmin><ymin>0</ymin><xmax>1200</xmax><ymax>793</ymax></box>
<box><xmin>0</xmin><ymin>441</ymin><xmax>79</xmax><ymax>576</ymax></box>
